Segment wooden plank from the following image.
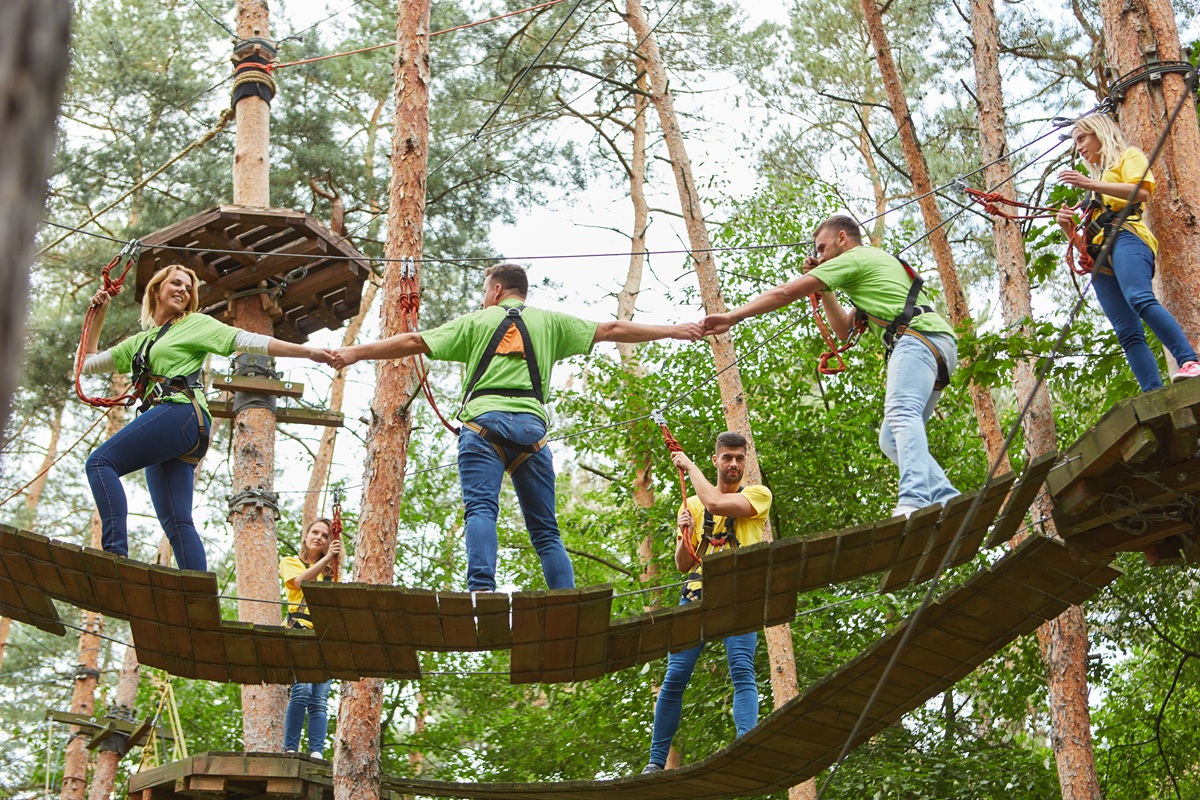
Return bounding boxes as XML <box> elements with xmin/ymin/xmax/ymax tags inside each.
<box><xmin>438</xmin><ymin>593</ymin><xmax>479</xmax><ymax>649</ymax></box>
<box><xmin>474</xmin><ymin>592</ymin><xmax>512</xmax><ymax>649</ymax></box>
<box><xmin>986</xmin><ymin>454</ymin><xmax>1055</xmax><ymax>548</ymax></box>
<box><xmin>878</xmin><ymin>505</ymin><xmax>941</xmax><ymax>591</ymax></box>
<box><xmin>206</xmin><ymin>398</ymin><xmax>344</xmax><ymax>427</ymax></box>
<box><xmin>211</xmin><ymin>373</ymin><xmax>305</xmax><ymax>398</ymax></box>
<box><xmin>1167</xmin><ymin>407</ymin><xmax>1199</xmax><ymax>463</ymax></box>
<box><xmin>1119</xmin><ymin>425</ymin><xmax>1159</xmax><ymax>465</ymax></box>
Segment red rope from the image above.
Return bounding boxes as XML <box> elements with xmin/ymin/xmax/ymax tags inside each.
<box><xmin>74</xmin><ymin>243</ymin><xmax>145</xmax><ymax>409</ymax></box>
<box><xmin>656</xmin><ymin>415</ymin><xmax>701</xmax><ymax>567</ymax></box>
<box><xmin>963</xmin><ymin>188</ymin><xmax>1096</xmax><ymax>275</ymax></box>
<box><xmin>395</xmin><ymin>259</ymin><xmax>459</xmax><ymax>434</ymax></box>
<box><xmin>329</xmin><ymin>493</ymin><xmax>344</xmax><ymax>582</ymax></box>
<box><xmin>810</xmin><ymin>294</ymin><xmax>868</xmax><ymax>377</ymax></box>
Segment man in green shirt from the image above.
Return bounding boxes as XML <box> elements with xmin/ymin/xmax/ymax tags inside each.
<box><xmin>701</xmin><ymin>215</ymin><xmax>959</xmax><ymax>517</ymax></box>
<box><xmin>331</xmin><ymin>263</ymin><xmax>700</xmax><ymax>591</ymax></box>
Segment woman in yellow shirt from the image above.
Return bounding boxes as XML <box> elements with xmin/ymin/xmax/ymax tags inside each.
<box><xmin>1056</xmin><ymin>113</ymin><xmax>1200</xmax><ymax>390</ymax></box>
<box><xmin>280</xmin><ymin>518</ymin><xmax>342</xmax><ymax>759</ymax></box>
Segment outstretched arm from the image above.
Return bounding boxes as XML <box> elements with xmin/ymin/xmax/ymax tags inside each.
<box><xmin>701</xmin><ymin>273</ymin><xmax>828</xmax><ymax>336</ymax></box>
<box><xmin>329</xmin><ymin>332</ymin><xmax>430</xmax><ymax>369</ymax></box>
<box><xmin>593</xmin><ymin>320</ymin><xmax>701</xmax><ymax>344</ymax></box>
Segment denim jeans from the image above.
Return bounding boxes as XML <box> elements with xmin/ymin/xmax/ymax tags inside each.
<box><xmin>457</xmin><ymin>411</ymin><xmax>574</xmax><ymax>592</ymax></box>
<box><xmin>85</xmin><ymin>402</ymin><xmax>209</xmax><ymax>571</ymax></box>
<box><xmin>648</xmin><ymin>601</ymin><xmax>758</xmax><ymax>767</ymax></box>
<box><xmin>878</xmin><ymin>331</ymin><xmax>959</xmax><ymax>509</ymax></box>
<box><xmin>1093</xmin><ymin>231</ymin><xmax>1198</xmax><ymax>392</ymax></box>
<box><xmin>283</xmin><ymin>679</ymin><xmax>332</xmax><ymax>754</ymax></box>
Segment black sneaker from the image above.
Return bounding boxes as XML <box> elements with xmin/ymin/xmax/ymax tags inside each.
<box><xmin>641</xmin><ymin>763</ymin><xmax>664</xmax><ymax>774</ymax></box>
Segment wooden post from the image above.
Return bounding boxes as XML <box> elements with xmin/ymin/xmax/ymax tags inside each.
<box><xmin>333</xmin><ymin>0</ymin><xmax>430</xmax><ymax>796</ymax></box>
<box><xmin>620</xmin><ymin>3</ymin><xmax>806</xmax><ymax>792</ymax></box>
<box><xmin>230</xmin><ymin>0</ymin><xmax>287</xmax><ymax>752</ymax></box>
<box><xmin>967</xmin><ymin>1</ymin><xmax>1100</xmax><ymax>797</ymax></box>
<box><xmin>0</xmin><ymin>0</ymin><xmax>71</xmax><ymax>446</ymax></box>
<box><xmin>1098</xmin><ymin>0</ymin><xmax>1200</xmax><ymax>368</ymax></box>
<box><xmin>860</xmin><ymin>0</ymin><xmax>1009</xmax><ymax>474</ymax></box>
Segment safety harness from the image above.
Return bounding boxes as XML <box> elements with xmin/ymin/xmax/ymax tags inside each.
<box><xmin>457</xmin><ymin>304</ymin><xmax>549</xmax><ymax>475</ymax></box>
<box><xmin>814</xmin><ymin>255</ymin><xmax>950</xmax><ymax>390</ymax></box>
<box><xmin>680</xmin><ymin>487</ymin><xmax>743</xmax><ymax>603</ymax></box>
<box><xmin>285</xmin><ymin>492</ymin><xmax>343</xmax><ymax>628</ymax></box>
<box><xmin>129</xmin><ymin>322</ymin><xmax>210</xmax><ymax>465</ymax></box>
<box><xmin>1080</xmin><ymin>191</ymin><xmax>1142</xmax><ymax>275</ymax></box>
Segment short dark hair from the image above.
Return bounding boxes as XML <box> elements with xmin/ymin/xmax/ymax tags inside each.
<box><xmin>715</xmin><ymin>431</ymin><xmax>748</xmax><ymax>451</ymax></box>
<box><xmin>484</xmin><ymin>263</ymin><xmax>529</xmax><ymax>297</ymax></box>
<box><xmin>814</xmin><ymin>215</ymin><xmax>863</xmax><ymax>244</ymax></box>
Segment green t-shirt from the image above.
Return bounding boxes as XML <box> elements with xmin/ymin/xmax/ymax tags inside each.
<box><xmin>422</xmin><ymin>298</ymin><xmax>597</xmax><ymax>422</ymax></box>
<box><xmin>808</xmin><ymin>245</ymin><xmax>955</xmax><ymax>339</ymax></box>
<box><xmin>108</xmin><ymin>312</ymin><xmax>241</xmax><ymax>416</ymax></box>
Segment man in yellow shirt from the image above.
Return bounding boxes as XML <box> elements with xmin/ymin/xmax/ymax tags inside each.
<box><xmin>643</xmin><ymin>432</ymin><xmax>772</xmax><ymax>773</ymax></box>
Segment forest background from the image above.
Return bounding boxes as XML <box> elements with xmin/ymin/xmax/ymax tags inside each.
<box><xmin>2</xmin><ymin>0</ymin><xmax>1200</xmax><ymax>798</ymax></box>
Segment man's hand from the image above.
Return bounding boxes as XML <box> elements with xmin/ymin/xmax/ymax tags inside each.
<box><xmin>1057</xmin><ymin>169</ymin><xmax>1094</xmax><ymax>191</ymax></box>
<box><xmin>304</xmin><ymin>347</ymin><xmax>335</xmax><ymax>366</ymax></box>
<box><xmin>671</xmin><ymin>322</ymin><xmax>703</xmax><ymax>341</ymax></box>
<box><xmin>328</xmin><ymin>346</ymin><xmax>360</xmax><ymax>370</ymax></box>
<box><xmin>802</xmin><ymin>255</ymin><xmax>820</xmax><ymax>273</ymax></box>
<box><xmin>701</xmin><ymin>312</ymin><xmax>736</xmax><ymax>337</ymax></box>
<box><xmin>677</xmin><ymin>506</ymin><xmax>694</xmax><ymax>532</ymax></box>
<box><xmin>670</xmin><ymin>450</ymin><xmax>695</xmax><ymax>473</ymax></box>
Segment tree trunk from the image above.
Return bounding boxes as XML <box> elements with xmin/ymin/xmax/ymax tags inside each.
<box><xmin>88</xmin><ymin>643</ymin><xmax>140</xmax><ymax>800</ymax></box>
<box><xmin>0</xmin><ymin>0</ymin><xmax>71</xmax><ymax>441</ymax></box>
<box><xmin>229</xmin><ymin>0</ymin><xmax>287</xmax><ymax>752</ymax></box>
<box><xmin>333</xmin><ymin>0</ymin><xmax>430</xmax><ymax>796</ymax></box>
<box><xmin>0</xmin><ymin>617</ymin><xmax>10</xmax><ymax>674</ymax></box>
<box><xmin>621</xmin><ymin>4</ymin><xmax>805</xmax><ymax>792</ymax></box>
<box><xmin>1098</xmin><ymin>0</ymin><xmax>1200</xmax><ymax>365</ymax></box>
<box><xmin>860</xmin><ymin>0</ymin><xmax>1009</xmax><ymax>473</ymax></box>
<box><xmin>968</xmin><ymin>2</ymin><xmax>1100</xmax><ymax>796</ymax></box>
<box><xmin>24</xmin><ymin>400</ymin><xmax>66</xmax><ymax>519</ymax></box>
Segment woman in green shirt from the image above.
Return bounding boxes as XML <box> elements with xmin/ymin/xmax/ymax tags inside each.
<box><xmin>80</xmin><ymin>263</ymin><xmax>331</xmax><ymax>570</ymax></box>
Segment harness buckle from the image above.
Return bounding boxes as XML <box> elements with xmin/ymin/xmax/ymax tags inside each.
<box><xmin>506</xmin><ymin>306</ymin><xmax>523</xmax><ymax>318</ymax></box>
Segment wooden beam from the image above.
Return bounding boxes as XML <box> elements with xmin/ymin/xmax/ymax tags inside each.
<box><xmin>207</xmin><ymin>398</ymin><xmax>343</xmax><ymax>427</ymax></box>
<box><xmin>211</xmin><ymin>374</ymin><xmax>304</xmax><ymax>399</ymax></box>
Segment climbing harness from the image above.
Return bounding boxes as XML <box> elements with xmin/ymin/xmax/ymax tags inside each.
<box><xmin>680</xmin><ymin>488</ymin><xmax>743</xmax><ymax>604</ymax></box>
<box><xmin>812</xmin><ymin>254</ymin><xmax>950</xmax><ymax>390</ymax></box>
<box><xmin>1076</xmin><ymin>190</ymin><xmax>1143</xmax><ymax>275</ymax></box>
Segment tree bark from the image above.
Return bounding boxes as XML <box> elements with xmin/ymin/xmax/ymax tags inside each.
<box><xmin>88</xmin><ymin>643</ymin><xmax>140</xmax><ymax>800</ymax></box>
<box><xmin>621</xmin><ymin>4</ymin><xmax>805</xmax><ymax>792</ymax></box>
<box><xmin>0</xmin><ymin>0</ymin><xmax>71</xmax><ymax>442</ymax></box>
<box><xmin>860</xmin><ymin>0</ymin><xmax>1009</xmax><ymax>473</ymax></box>
<box><xmin>1098</xmin><ymin>0</ymin><xmax>1200</xmax><ymax>366</ymax></box>
<box><xmin>333</xmin><ymin>0</ymin><xmax>430</xmax><ymax>797</ymax></box>
<box><xmin>968</xmin><ymin>0</ymin><xmax>1100</xmax><ymax>796</ymax></box>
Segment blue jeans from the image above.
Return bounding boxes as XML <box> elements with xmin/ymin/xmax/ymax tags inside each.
<box><xmin>648</xmin><ymin>601</ymin><xmax>758</xmax><ymax>767</ymax></box>
<box><xmin>85</xmin><ymin>402</ymin><xmax>208</xmax><ymax>571</ymax></box>
<box><xmin>283</xmin><ymin>679</ymin><xmax>331</xmax><ymax>754</ymax></box>
<box><xmin>458</xmin><ymin>411</ymin><xmax>574</xmax><ymax>592</ymax></box>
<box><xmin>1093</xmin><ymin>231</ymin><xmax>1198</xmax><ymax>392</ymax></box>
<box><xmin>879</xmin><ymin>331</ymin><xmax>959</xmax><ymax>509</ymax></box>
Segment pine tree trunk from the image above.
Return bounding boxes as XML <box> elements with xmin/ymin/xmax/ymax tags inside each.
<box><xmin>0</xmin><ymin>0</ymin><xmax>71</xmax><ymax>440</ymax></box>
<box><xmin>88</xmin><ymin>644</ymin><xmax>140</xmax><ymax>800</ymax></box>
<box><xmin>0</xmin><ymin>617</ymin><xmax>10</xmax><ymax>674</ymax></box>
<box><xmin>1098</xmin><ymin>0</ymin><xmax>1200</xmax><ymax>364</ymax></box>
<box><xmin>621</xmin><ymin>3</ymin><xmax>805</xmax><ymax>791</ymax></box>
<box><xmin>968</xmin><ymin>0</ymin><xmax>1100</xmax><ymax>796</ymax></box>
<box><xmin>860</xmin><ymin>0</ymin><xmax>1009</xmax><ymax>472</ymax></box>
<box><xmin>333</xmin><ymin>0</ymin><xmax>430</xmax><ymax>796</ymax></box>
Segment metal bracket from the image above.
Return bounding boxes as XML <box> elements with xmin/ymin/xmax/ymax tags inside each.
<box><xmin>226</xmin><ymin>485</ymin><xmax>280</xmax><ymax>519</ymax></box>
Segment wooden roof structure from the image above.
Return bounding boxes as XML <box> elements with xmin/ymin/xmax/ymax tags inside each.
<box><xmin>134</xmin><ymin>205</ymin><xmax>370</xmax><ymax>343</ymax></box>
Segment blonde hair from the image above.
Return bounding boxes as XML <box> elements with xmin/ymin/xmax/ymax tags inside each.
<box><xmin>141</xmin><ymin>264</ymin><xmax>199</xmax><ymax>328</ymax></box>
<box><xmin>300</xmin><ymin>518</ymin><xmax>337</xmax><ymax>577</ymax></box>
<box><xmin>1072</xmin><ymin>114</ymin><xmax>1129</xmax><ymax>173</ymax></box>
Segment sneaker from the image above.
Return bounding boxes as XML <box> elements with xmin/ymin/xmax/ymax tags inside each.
<box><xmin>1172</xmin><ymin>361</ymin><xmax>1200</xmax><ymax>382</ymax></box>
<box><xmin>891</xmin><ymin>504</ymin><xmax>920</xmax><ymax>519</ymax></box>
<box><xmin>641</xmin><ymin>763</ymin><xmax>664</xmax><ymax>774</ymax></box>
<box><xmin>309</xmin><ymin>751</ymin><xmax>324</xmax><ymax>759</ymax></box>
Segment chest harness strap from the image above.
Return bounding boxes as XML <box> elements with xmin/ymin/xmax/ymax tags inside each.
<box><xmin>851</xmin><ymin>256</ymin><xmax>951</xmax><ymax>391</ymax></box>
<box><xmin>458</xmin><ymin>305</ymin><xmax>548</xmax><ymax>475</ymax></box>
<box><xmin>681</xmin><ymin>487</ymin><xmax>743</xmax><ymax>603</ymax></box>
<box><xmin>131</xmin><ymin>322</ymin><xmax>210</xmax><ymax>465</ymax></box>
<box><xmin>1082</xmin><ymin>190</ymin><xmax>1142</xmax><ymax>275</ymax></box>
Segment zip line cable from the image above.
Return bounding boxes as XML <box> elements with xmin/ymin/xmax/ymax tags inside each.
<box><xmin>815</xmin><ymin>65</ymin><xmax>1198</xmax><ymax>800</ymax></box>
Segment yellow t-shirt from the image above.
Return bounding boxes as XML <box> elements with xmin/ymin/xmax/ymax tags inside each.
<box><xmin>1093</xmin><ymin>147</ymin><xmax>1157</xmax><ymax>255</ymax></box>
<box><xmin>681</xmin><ymin>485</ymin><xmax>772</xmax><ymax>595</ymax></box>
<box><xmin>280</xmin><ymin>555</ymin><xmax>331</xmax><ymax>629</ymax></box>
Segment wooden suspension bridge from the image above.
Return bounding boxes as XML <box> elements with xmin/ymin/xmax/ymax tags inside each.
<box><xmin>4</xmin><ymin>379</ymin><xmax>1200</xmax><ymax>798</ymax></box>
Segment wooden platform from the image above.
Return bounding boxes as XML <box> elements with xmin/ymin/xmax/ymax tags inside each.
<box><xmin>128</xmin><ymin>535</ymin><xmax>1119</xmax><ymax>800</ymax></box>
<box><xmin>136</xmin><ymin>205</ymin><xmax>370</xmax><ymax>343</ymax></box>
<box><xmin>0</xmin><ymin>464</ymin><xmax>1031</xmax><ymax>685</ymax></box>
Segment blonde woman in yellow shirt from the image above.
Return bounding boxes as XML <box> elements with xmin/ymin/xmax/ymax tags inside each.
<box><xmin>1056</xmin><ymin>113</ymin><xmax>1200</xmax><ymax>390</ymax></box>
<box><xmin>279</xmin><ymin>518</ymin><xmax>341</xmax><ymax>759</ymax></box>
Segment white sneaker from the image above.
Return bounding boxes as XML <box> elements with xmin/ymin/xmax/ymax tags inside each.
<box><xmin>309</xmin><ymin>751</ymin><xmax>324</xmax><ymax>759</ymax></box>
<box><xmin>1172</xmin><ymin>361</ymin><xmax>1200</xmax><ymax>382</ymax></box>
<box><xmin>891</xmin><ymin>504</ymin><xmax>920</xmax><ymax>519</ymax></box>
